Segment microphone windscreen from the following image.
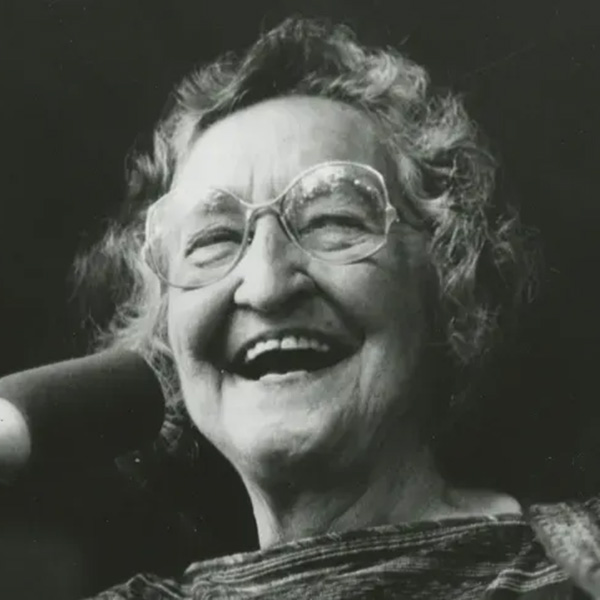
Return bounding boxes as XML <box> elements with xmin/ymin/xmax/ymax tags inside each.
<box><xmin>0</xmin><ymin>349</ymin><xmax>165</xmax><ymax>481</ymax></box>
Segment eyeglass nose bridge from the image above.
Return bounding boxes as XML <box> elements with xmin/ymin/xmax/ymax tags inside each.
<box><xmin>231</xmin><ymin>203</ymin><xmax>306</xmax><ymax>279</ymax></box>
<box><xmin>241</xmin><ymin>200</ymin><xmax>298</xmax><ymax>250</ymax></box>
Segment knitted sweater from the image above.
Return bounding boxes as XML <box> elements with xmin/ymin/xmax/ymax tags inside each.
<box><xmin>87</xmin><ymin>496</ymin><xmax>600</xmax><ymax>599</ymax></box>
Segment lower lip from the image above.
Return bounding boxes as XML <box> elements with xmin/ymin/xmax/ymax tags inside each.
<box><xmin>230</xmin><ymin>356</ymin><xmax>353</xmax><ymax>387</ymax></box>
<box><xmin>257</xmin><ymin>370</ymin><xmax>310</xmax><ymax>383</ymax></box>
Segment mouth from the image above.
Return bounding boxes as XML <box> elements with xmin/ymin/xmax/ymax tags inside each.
<box><xmin>226</xmin><ymin>331</ymin><xmax>355</xmax><ymax>381</ymax></box>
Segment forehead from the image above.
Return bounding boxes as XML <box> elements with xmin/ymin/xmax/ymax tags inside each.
<box><xmin>172</xmin><ymin>96</ymin><xmax>384</xmax><ymax>201</ymax></box>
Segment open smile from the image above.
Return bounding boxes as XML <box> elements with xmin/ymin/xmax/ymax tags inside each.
<box><xmin>225</xmin><ymin>330</ymin><xmax>356</xmax><ymax>381</ymax></box>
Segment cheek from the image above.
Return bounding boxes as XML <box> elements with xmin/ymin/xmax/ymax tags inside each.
<box><xmin>360</xmin><ymin>278</ymin><xmax>427</xmax><ymax>389</ymax></box>
<box><xmin>167</xmin><ymin>286</ymin><xmax>233</xmax><ymax>369</ymax></box>
<box><xmin>319</xmin><ymin>241</ymin><xmax>427</xmax><ymax>343</ymax></box>
<box><xmin>369</xmin><ymin>231</ymin><xmax>431</xmax><ymax>354</ymax></box>
<box><xmin>167</xmin><ymin>287</ymin><xmax>235</xmax><ymax>438</ymax></box>
<box><xmin>316</xmin><ymin>248</ymin><xmax>429</xmax><ymax>405</ymax></box>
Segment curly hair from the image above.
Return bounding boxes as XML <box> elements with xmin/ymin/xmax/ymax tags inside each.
<box><xmin>75</xmin><ymin>17</ymin><xmax>538</xmax><ymax>463</ymax></box>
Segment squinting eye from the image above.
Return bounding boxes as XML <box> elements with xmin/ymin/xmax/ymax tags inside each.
<box><xmin>184</xmin><ymin>227</ymin><xmax>243</xmax><ymax>265</ymax></box>
<box><xmin>185</xmin><ymin>227</ymin><xmax>242</xmax><ymax>251</ymax></box>
<box><xmin>300</xmin><ymin>213</ymin><xmax>372</xmax><ymax>234</ymax></box>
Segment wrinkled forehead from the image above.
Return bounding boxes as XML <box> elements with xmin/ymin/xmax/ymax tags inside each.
<box><xmin>166</xmin><ymin>96</ymin><xmax>387</xmax><ymax>214</ymax></box>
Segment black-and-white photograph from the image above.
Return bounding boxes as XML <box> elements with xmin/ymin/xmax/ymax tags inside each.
<box><xmin>1</xmin><ymin>1</ymin><xmax>599</xmax><ymax>598</ymax></box>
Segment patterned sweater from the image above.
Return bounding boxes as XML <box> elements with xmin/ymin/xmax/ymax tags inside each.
<box><xmin>88</xmin><ymin>498</ymin><xmax>600</xmax><ymax>599</ymax></box>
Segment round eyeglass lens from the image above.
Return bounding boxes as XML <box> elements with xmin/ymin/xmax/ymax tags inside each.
<box><xmin>282</xmin><ymin>164</ymin><xmax>389</xmax><ymax>264</ymax></box>
<box><xmin>146</xmin><ymin>189</ymin><xmax>248</xmax><ymax>288</ymax></box>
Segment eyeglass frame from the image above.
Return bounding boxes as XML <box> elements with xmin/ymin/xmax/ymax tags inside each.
<box><xmin>142</xmin><ymin>160</ymin><xmax>401</xmax><ymax>290</ymax></box>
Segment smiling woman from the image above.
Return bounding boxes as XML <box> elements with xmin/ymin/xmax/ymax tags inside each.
<box><xmin>77</xmin><ymin>16</ymin><xmax>600</xmax><ymax>600</ymax></box>
<box><xmin>163</xmin><ymin>96</ymin><xmax>436</xmax><ymax>526</ymax></box>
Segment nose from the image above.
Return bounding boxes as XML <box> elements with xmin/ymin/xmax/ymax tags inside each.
<box><xmin>232</xmin><ymin>215</ymin><xmax>314</xmax><ymax>314</ymax></box>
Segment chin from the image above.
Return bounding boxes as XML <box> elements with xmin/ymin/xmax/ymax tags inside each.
<box><xmin>220</xmin><ymin>415</ymin><xmax>354</xmax><ymax>486</ymax></box>
<box><xmin>187</xmin><ymin>357</ymin><xmax>359</xmax><ymax>473</ymax></box>
<box><xmin>229</xmin><ymin>386</ymin><xmax>353</xmax><ymax>456</ymax></box>
<box><xmin>180</xmin><ymin>340</ymin><xmax>412</xmax><ymax>482</ymax></box>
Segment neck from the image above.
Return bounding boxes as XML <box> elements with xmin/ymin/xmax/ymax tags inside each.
<box><xmin>243</xmin><ymin>435</ymin><xmax>457</xmax><ymax>548</ymax></box>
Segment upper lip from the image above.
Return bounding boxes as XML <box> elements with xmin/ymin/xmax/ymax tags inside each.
<box><xmin>228</xmin><ymin>327</ymin><xmax>357</xmax><ymax>368</ymax></box>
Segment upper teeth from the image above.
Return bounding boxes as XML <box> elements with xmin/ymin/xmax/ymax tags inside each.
<box><xmin>244</xmin><ymin>336</ymin><xmax>331</xmax><ymax>364</ymax></box>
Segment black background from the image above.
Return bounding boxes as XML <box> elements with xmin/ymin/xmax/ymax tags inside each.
<box><xmin>0</xmin><ymin>0</ymin><xmax>597</xmax><ymax>369</ymax></box>
<box><xmin>0</xmin><ymin>0</ymin><xmax>599</xmax><ymax>595</ymax></box>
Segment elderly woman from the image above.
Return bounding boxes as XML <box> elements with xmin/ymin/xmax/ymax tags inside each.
<box><xmin>83</xmin><ymin>17</ymin><xmax>600</xmax><ymax>600</ymax></box>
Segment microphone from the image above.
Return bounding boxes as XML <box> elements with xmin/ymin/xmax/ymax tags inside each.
<box><xmin>0</xmin><ymin>350</ymin><xmax>165</xmax><ymax>485</ymax></box>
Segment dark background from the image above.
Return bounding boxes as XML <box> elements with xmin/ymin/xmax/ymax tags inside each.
<box><xmin>0</xmin><ymin>0</ymin><xmax>599</xmax><ymax>597</ymax></box>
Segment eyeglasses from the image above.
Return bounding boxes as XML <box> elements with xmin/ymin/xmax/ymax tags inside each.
<box><xmin>143</xmin><ymin>161</ymin><xmax>399</xmax><ymax>289</ymax></box>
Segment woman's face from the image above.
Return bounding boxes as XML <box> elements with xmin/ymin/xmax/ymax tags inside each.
<box><xmin>165</xmin><ymin>96</ymin><xmax>431</xmax><ymax>482</ymax></box>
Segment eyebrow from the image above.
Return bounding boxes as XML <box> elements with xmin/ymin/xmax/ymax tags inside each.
<box><xmin>168</xmin><ymin>162</ymin><xmax>385</xmax><ymax>213</ymax></box>
<box><xmin>186</xmin><ymin>189</ymin><xmax>244</xmax><ymax>215</ymax></box>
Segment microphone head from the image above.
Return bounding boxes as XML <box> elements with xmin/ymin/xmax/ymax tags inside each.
<box><xmin>0</xmin><ymin>349</ymin><xmax>165</xmax><ymax>484</ymax></box>
<box><xmin>0</xmin><ymin>398</ymin><xmax>31</xmax><ymax>485</ymax></box>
